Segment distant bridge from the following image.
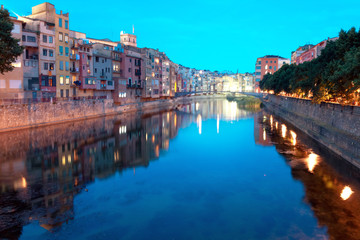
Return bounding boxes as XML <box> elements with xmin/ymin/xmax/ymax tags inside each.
<box><xmin>174</xmin><ymin>91</ymin><xmax>264</xmax><ymax>98</ymax></box>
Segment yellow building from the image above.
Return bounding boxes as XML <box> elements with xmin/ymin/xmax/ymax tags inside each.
<box><xmin>27</xmin><ymin>2</ymin><xmax>71</xmax><ymax>97</ymax></box>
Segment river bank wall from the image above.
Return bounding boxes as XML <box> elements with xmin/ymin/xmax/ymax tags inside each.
<box><xmin>0</xmin><ymin>94</ymin><xmax>225</xmax><ymax>133</ymax></box>
<box><xmin>262</xmin><ymin>94</ymin><xmax>360</xmax><ymax>168</ymax></box>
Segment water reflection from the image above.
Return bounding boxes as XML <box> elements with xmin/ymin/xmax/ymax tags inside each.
<box><xmin>256</xmin><ymin>111</ymin><xmax>360</xmax><ymax>240</ymax></box>
<box><xmin>1</xmin><ymin>100</ymin><xmax>360</xmax><ymax>239</ymax></box>
<box><xmin>0</xmin><ymin>99</ymin><xmax>257</xmax><ymax>238</ymax></box>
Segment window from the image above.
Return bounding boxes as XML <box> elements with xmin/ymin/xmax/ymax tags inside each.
<box><xmin>49</xmin><ymin>36</ymin><xmax>53</xmax><ymax>43</ymax></box>
<box><xmin>59</xmin><ymin>32</ymin><xmax>63</xmax><ymax>42</ymax></box>
<box><xmin>64</xmin><ymin>34</ymin><xmax>69</xmax><ymax>43</ymax></box>
<box><xmin>270</xmin><ymin>61</ymin><xmax>272</xmax><ymax>63</ymax></box>
<box><xmin>95</xmin><ymin>68</ymin><xmax>97</xmax><ymax>73</ymax></box>
<box><xmin>129</xmin><ymin>59</ymin><xmax>132</xmax><ymax>63</ymax></box>
<box><xmin>256</xmin><ymin>72</ymin><xmax>261</xmax><ymax>75</ymax></box>
<box><xmin>66</xmin><ymin>76</ymin><xmax>70</xmax><ymax>85</ymax></box>
<box><xmin>22</xmin><ymin>35</ymin><xmax>26</xmax><ymax>41</ymax></box>
<box><xmin>274</xmin><ymin>66</ymin><xmax>277</xmax><ymax>71</ymax></box>
<box><xmin>65</xmin><ymin>61</ymin><xmax>69</xmax><ymax>71</ymax></box>
<box><xmin>59</xmin><ymin>18</ymin><xmax>62</xmax><ymax>27</ymax></box>
<box><xmin>59</xmin><ymin>61</ymin><xmax>64</xmax><ymax>70</ymax></box>
<box><xmin>256</xmin><ymin>66</ymin><xmax>261</xmax><ymax>69</ymax></box>
<box><xmin>65</xmin><ymin>47</ymin><xmax>69</xmax><ymax>56</ymax></box>
<box><xmin>128</xmin><ymin>68</ymin><xmax>131</xmax><ymax>72</ymax></box>
<box><xmin>66</xmin><ymin>89</ymin><xmax>69</xmax><ymax>97</ymax></box>
<box><xmin>65</xmin><ymin>20</ymin><xmax>68</xmax><ymax>29</ymax></box>
<box><xmin>60</xmin><ymin>75</ymin><xmax>64</xmax><ymax>85</ymax></box>
<box><xmin>43</xmin><ymin>49</ymin><xmax>48</xmax><ymax>56</ymax></box>
<box><xmin>96</xmin><ymin>57</ymin><xmax>99</xmax><ymax>62</ymax></box>
<box><xmin>266</xmin><ymin>61</ymin><xmax>268</xmax><ymax>63</ymax></box>
<box><xmin>274</xmin><ymin>61</ymin><xmax>277</xmax><ymax>63</ymax></box>
<box><xmin>49</xmin><ymin>50</ymin><xmax>54</xmax><ymax>57</ymax></box>
<box><xmin>27</xmin><ymin>36</ymin><xmax>36</xmax><ymax>42</ymax></box>
<box><xmin>43</xmin><ymin>35</ymin><xmax>47</xmax><ymax>43</ymax></box>
<box><xmin>50</xmin><ymin>63</ymin><xmax>54</xmax><ymax>70</ymax></box>
<box><xmin>44</xmin><ymin>62</ymin><xmax>49</xmax><ymax>70</ymax></box>
<box><xmin>59</xmin><ymin>46</ymin><xmax>63</xmax><ymax>55</ymax></box>
<box><xmin>60</xmin><ymin>89</ymin><xmax>64</xmax><ymax>97</ymax></box>
<box><xmin>108</xmin><ymin>81</ymin><xmax>113</xmax><ymax>86</ymax></box>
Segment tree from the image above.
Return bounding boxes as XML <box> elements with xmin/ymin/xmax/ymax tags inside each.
<box><xmin>0</xmin><ymin>6</ymin><xmax>24</xmax><ymax>74</ymax></box>
<box><xmin>259</xmin><ymin>27</ymin><xmax>360</xmax><ymax>104</ymax></box>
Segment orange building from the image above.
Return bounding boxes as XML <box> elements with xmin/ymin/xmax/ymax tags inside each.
<box><xmin>254</xmin><ymin>55</ymin><xmax>290</xmax><ymax>92</ymax></box>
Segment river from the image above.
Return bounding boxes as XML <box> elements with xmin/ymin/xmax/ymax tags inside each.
<box><xmin>0</xmin><ymin>99</ymin><xmax>359</xmax><ymax>239</ymax></box>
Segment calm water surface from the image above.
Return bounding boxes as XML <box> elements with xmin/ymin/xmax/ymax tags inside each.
<box><xmin>0</xmin><ymin>99</ymin><xmax>360</xmax><ymax>240</ymax></box>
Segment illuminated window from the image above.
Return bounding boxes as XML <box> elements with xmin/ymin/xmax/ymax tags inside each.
<box><xmin>66</xmin><ymin>76</ymin><xmax>70</xmax><ymax>85</ymax></box>
<box><xmin>59</xmin><ymin>32</ymin><xmax>63</xmax><ymax>42</ymax></box>
<box><xmin>60</xmin><ymin>75</ymin><xmax>64</xmax><ymax>85</ymax></box>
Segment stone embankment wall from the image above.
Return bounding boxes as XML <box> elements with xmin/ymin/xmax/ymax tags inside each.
<box><xmin>263</xmin><ymin>94</ymin><xmax>360</xmax><ymax>168</ymax></box>
<box><xmin>0</xmin><ymin>95</ymin><xmax>224</xmax><ymax>132</ymax></box>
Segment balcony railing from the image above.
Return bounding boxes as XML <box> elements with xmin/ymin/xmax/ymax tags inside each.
<box><xmin>126</xmin><ymin>84</ymin><xmax>142</xmax><ymax>89</ymax></box>
<box><xmin>70</xmin><ymin>67</ymin><xmax>79</xmax><ymax>73</ymax></box>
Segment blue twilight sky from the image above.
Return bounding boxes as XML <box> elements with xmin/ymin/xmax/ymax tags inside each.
<box><xmin>3</xmin><ymin>0</ymin><xmax>360</xmax><ymax>72</ymax></box>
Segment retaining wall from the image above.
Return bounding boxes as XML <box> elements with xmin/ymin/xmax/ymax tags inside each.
<box><xmin>0</xmin><ymin>95</ymin><xmax>225</xmax><ymax>132</ymax></box>
<box><xmin>263</xmin><ymin>95</ymin><xmax>360</xmax><ymax>168</ymax></box>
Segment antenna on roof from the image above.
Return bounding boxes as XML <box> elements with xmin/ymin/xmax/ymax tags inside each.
<box><xmin>132</xmin><ymin>24</ymin><xmax>134</xmax><ymax>34</ymax></box>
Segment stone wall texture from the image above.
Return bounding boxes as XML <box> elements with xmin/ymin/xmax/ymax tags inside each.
<box><xmin>0</xmin><ymin>95</ymin><xmax>224</xmax><ymax>132</ymax></box>
<box><xmin>264</xmin><ymin>95</ymin><xmax>360</xmax><ymax>168</ymax></box>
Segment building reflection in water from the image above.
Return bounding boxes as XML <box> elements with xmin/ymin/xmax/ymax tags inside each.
<box><xmin>0</xmin><ymin>99</ymin><xmax>257</xmax><ymax>237</ymax></box>
<box><xmin>254</xmin><ymin>111</ymin><xmax>360</xmax><ymax>240</ymax></box>
<box><xmin>6</xmin><ymin>100</ymin><xmax>360</xmax><ymax>239</ymax></box>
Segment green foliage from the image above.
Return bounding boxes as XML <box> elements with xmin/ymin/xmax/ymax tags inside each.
<box><xmin>259</xmin><ymin>27</ymin><xmax>360</xmax><ymax>104</ymax></box>
<box><xmin>226</xmin><ymin>94</ymin><xmax>262</xmax><ymax>108</ymax></box>
<box><xmin>0</xmin><ymin>7</ymin><xmax>24</xmax><ymax>74</ymax></box>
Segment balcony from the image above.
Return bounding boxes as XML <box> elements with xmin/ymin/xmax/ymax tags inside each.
<box><xmin>71</xmin><ymin>80</ymin><xmax>81</xmax><ymax>87</ymax></box>
<box><xmin>70</xmin><ymin>54</ymin><xmax>80</xmax><ymax>60</ymax></box>
<box><xmin>70</xmin><ymin>67</ymin><xmax>79</xmax><ymax>73</ymax></box>
<box><xmin>126</xmin><ymin>84</ymin><xmax>142</xmax><ymax>89</ymax></box>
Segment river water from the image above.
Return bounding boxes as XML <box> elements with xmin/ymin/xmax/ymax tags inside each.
<box><xmin>0</xmin><ymin>99</ymin><xmax>359</xmax><ymax>240</ymax></box>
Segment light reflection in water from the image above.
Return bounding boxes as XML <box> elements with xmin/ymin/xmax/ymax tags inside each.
<box><xmin>263</xmin><ymin>128</ymin><xmax>266</xmax><ymax>141</ymax></box>
<box><xmin>281</xmin><ymin>124</ymin><xmax>287</xmax><ymax>138</ymax></box>
<box><xmin>306</xmin><ymin>153</ymin><xmax>319</xmax><ymax>173</ymax></box>
<box><xmin>197</xmin><ymin>114</ymin><xmax>202</xmax><ymax>135</ymax></box>
<box><xmin>22</xmin><ymin>177</ymin><xmax>27</xmax><ymax>188</ymax></box>
<box><xmin>341</xmin><ymin>186</ymin><xmax>354</xmax><ymax>200</ymax></box>
<box><xmin>217</xmin><ymin>114</ymin><xmax>220</xmax><ymax>134</ymax></box>
<box><xmin>290</xmin><ymin>130</ymin><xmax>297</xmax><ymax>146</ymax></box>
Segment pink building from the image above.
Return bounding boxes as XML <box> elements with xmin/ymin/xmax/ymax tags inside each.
<box><xmin>296</xmin><ymin>37</ymin><xmax>338</xmax><ymax>65</ymax></box>
<box><xmin>122</xmin><ymin>45</ymin><xmax>143</xmax><ymax>99</ymax></box>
